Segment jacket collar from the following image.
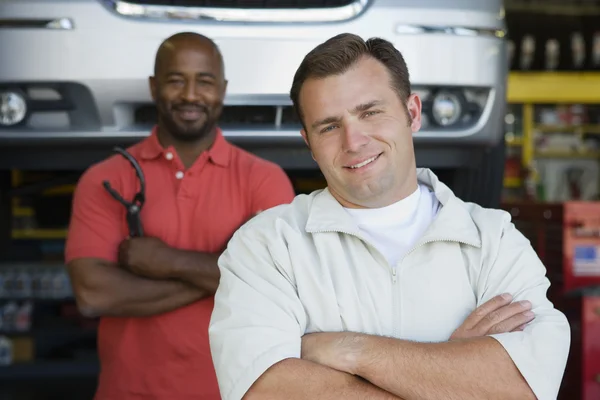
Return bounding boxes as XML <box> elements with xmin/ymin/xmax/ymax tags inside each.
<box><xmin>305</xmin><ymin>168</ymin><xmax>482</xmax><ymax>248</ymax></box>
<box><xmin>139</xmin><ymin>125</ymin><xmax>231</xmax><ymax>167</ymax></box>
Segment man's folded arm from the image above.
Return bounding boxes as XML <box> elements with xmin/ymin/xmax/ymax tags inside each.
<box><xmin>65</xmin><ymin>164</ymin><xmax>204</xmax><ymax>318</ymax></box>
<box><xmin>479</xmin><ymin>214</ymin><xmax>571</xmax><ymax>400</ymax></box>
<box><xmin>67</xmin><ymin>257</ymin><xmax>203</xmax><ymax>318</ymax></box>
<box><xmin>295</xmin><ymin>213</ymin><xmax>570</xmax><ymax>400</ymax></box>
<box><xmin>351</xmin><ymin>215</ymin><xmax>570</xmax><ymax>400</ymax></box>
<box><xmin>209</xmin><ymin>220</ymin><xmax>397</xmax><ymax>400</ymax></box>
<box><xmin>245</xmin><ymin>358</ymin><xmax>400</xmax><ymax>400</ymax></box>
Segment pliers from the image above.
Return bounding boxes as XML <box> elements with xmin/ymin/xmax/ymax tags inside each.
<box><xmin>102</xmin><ymin>146</ymin><xmax>146</xmax><ymax>237</ymax></box>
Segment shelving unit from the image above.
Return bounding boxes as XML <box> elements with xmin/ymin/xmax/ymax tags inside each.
<box><xmin>503</xmin><ymin>72</ymin><xmax>600</xmax><ymax>202</ymax></box>
<box><xmin>0</xmin><ymin>167</ymin><xmax>97</xmax><ymax>390</ymax></box>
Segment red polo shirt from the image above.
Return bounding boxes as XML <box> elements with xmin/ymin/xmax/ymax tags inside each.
<box><xmin>65</xmin><ymin>127</ymin><xmax>295</xmax><ymax>399</ymax></box>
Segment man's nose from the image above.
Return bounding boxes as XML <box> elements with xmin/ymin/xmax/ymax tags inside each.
<box><xmin>181</xmin><ymin>81</ymin><xmax>199</xmax><ymax>102</ymax></box>
<box><xmin>342</xmin><ymin>124</ymin><xmax>369</xmax><ymax>152</ymax></box>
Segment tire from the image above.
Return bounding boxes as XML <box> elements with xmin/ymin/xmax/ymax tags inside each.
<box><xmin>433</xmin><ymin>139</ymin><xmax>506</xmax><ymax>209</ymax></box>
<box><xmin>453</xmin><ymin>139</ymin><xmax>506</xmax><ymax>209</ymax></box>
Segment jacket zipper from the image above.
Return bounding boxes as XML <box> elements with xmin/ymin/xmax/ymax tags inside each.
<box><xmin>391</xmin><ymin>265</ymin><xmax>400</xmax><ymax>337</ymax></box>
<box><xmin>312</xmin><ymin>231</ymin><xmax>476</xmax><ymax>338</ymax></box>
<box><xmin>392</xmin><ymin>238</ymin><xmax>476</xmax><ymax>338</ymax></box>
<box><xmin>401</xmin><ymin>238</ymin><xmax>478</xmax><ymax>263</ymax></box>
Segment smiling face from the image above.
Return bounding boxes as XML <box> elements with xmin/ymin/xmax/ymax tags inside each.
<box><xmin>150</xmin><ymin>37</ymin><xmax>227</xmax><ymax>143</ymax></box>
<box><xmin>299</xmin><ymin>56</ymin><xmax>422</xmax><ymax>209</ymax></box>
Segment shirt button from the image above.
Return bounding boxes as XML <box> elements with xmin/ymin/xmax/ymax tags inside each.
<box><xmin>165</xmin><ymin>152</ymin><xmax>173</xmax><ymax>160</ymax></box>
<box><xmin>175</xmin><ymin>171</ymin><xmax>184</xmax><ymax>179</ymax></box>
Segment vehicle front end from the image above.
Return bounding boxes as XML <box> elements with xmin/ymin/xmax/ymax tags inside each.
<box><xmin>0</xmin><ymin>0</ymin><xmax>507</xmax><ymax>176</ymax></box>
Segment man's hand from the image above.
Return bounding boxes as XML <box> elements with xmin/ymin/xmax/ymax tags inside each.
<box><xmin>300</xmin><ymin>294</ymin><xmax>536</xmax><ymax>376</ymax></box>
<box><xmin>118</xmin><ymin>236</ymin><xmax>172</xmax><ymax>280</ymax></box>
<box><xmin>450</xmin><ymin>293</ymin><xmax>535</xmax><ymax>341</ymax></box>
<box><xmin>301</xmin><ymin>331</ymin><xmax>362</xmax><ymax>375</ymax></box>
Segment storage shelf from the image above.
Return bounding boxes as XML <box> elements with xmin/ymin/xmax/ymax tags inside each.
<box><xmin>11</xmin><ymin>229</ymin><xmax>68</xmax><ymax>240</ymax></box>
<box><xmin>508</xmin><ymin>72</ymin><xmax>600</xmax><ymax>104</ymax></box>
<box><xmin>535</xmin><ymin>150</ymin><xmax>600</xmax><ymax>159</ymax></box>
<box><xmin>506</xmin><ymin>136</ymin><xmax>523</xmax><ymax>147</ymax></box>
<box><xmin>504</xmin><ymin>177</ymin><xmax>522</xmax><ymax>188</ymax></box>
<box><xmin>535</xmin><ymin>125</ymin><xmax>600</xmax><ymax>134</ymax></box>
<box><xmin>0</xmin><ymin>360</ymin><xmax>99</xmax><ymax>380</ymax></box>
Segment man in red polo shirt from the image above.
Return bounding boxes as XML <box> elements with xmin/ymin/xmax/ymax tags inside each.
<box><xmin>64</xmin><ymin>32</ymin><xmax>295</xmax><ymax>400</ymax></box>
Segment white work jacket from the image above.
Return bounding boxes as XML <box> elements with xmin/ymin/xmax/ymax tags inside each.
<box><xmin>209</xmin><ymin>168</ymin><xmax>570</xmax><ymax>400</ymax></box>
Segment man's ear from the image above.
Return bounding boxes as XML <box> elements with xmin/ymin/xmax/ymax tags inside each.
<box><xmin>301</xmin><ymin>129</ymin><xmax>309</xmax><ymax>147</ymax></box>
<box><xmin>407</xmin><ymin>93</ymin><xmax>422</xmax><ymax>133</ymax></box>
<box><xmin>300</xmin><ymin>129</ymin><xmax>316</xmax><ymax>161</ymax></box>
<box><xmin>149</xmin><ymin>76</ymin><xmax>157</xmax><ymax>102</ymax></box>
<box><xmin>222</xmin><ymin>79</ymin><xmax>228</xmax><ymax>97</ymax></box>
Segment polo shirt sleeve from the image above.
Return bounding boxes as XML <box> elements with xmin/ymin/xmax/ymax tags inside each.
<box><xmin>482</xmin><ymin>216</ymin><xmax>570</xmax><ymax>400</ymax></box>
<box><xmin>248</xmin><ymin>160</ymin><xmax>296</xmax><ymax>214</ymax></box>
<box><xmin>209</xmin><ymin>221</ymin><xmax>307</xmax><ymax>400</ymax></box>
<box><xmin>64</xmin><ymin>163</ymin><xmax>125</xmax><ymax>264</ymax></box>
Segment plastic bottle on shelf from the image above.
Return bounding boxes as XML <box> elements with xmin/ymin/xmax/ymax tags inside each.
<box><xmin>15</xmin><ymin>301</ymin><xmax>32</xmax><ymax>332</ymax></box>
<box><xmin>592</xmin><ymin>32</ymin><xmax>600</xmax><ymax>70</ymax></box>
<box><xmin>2</xmin><ymin>302</ymin><xmax>18</xmax><ymax>332</ymax></box>
<box><xmin>31</xmin><ymin>268</ymin><xmax>43</xmax><ymax>299</ymax></box>
<box><xmin>3</xmin><ymin>269</ymin><xmax>17</xmax><ymax>298</ymax></box>
<box><xmin>40</xmin><ymin>269</ymin><xmax>55</xmax><ymax>299</ymax></box>
<box><xmin>0</xmin><ymin>336</ymin><xmax>12</xmax><ymax>366</ymax></box>
<box><xmin>52</xmin><ymin>269</ymin><xmax>71</xmax><ymax>299</ymax></box>
<box><xmin>14</xmin><ymin>268</ymin><xmax>32</xmax><ymax>299</ymax></box>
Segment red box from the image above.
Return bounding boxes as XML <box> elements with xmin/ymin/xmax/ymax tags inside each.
<box><xmin>582</xmin><ymin>296</ymin><xmax>600</xmax><ymax>400</ymax></box>
<box><xmin>563</xmin><ymin>203</ymin><xmax>600</xmax><ymax>293</ymax></box>
<box><xmin>501</xmin><ymin>201</ymin><xmax>600</xmax><ymax>294</ymax></box>
<box><xmin>501</xmin><ymin>201</ymin><xmax>600</xmax><ymax>399</ymax></box>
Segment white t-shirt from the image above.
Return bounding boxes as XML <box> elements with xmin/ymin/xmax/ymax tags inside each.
<box><xmin>344</xmin><ymin>184</ymin><xmax>441</xmax><ymax>267</ymax></box>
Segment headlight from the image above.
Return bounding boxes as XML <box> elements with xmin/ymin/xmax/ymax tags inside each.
<box><xmin>431</xmin><ymin>91</ymin><xmax>462</xmax><ymax>126</ymax></box>
<box><xmin>0</xmin><ymin>90</ymin><xmax>27</xmax><ymax>126</ymax></box>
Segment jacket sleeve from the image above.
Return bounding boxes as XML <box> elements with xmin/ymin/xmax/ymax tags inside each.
<box><xmin>481</xmin><ymin>215</ymin><xmax>571</xmax><ymax>400</ymax></box>
<box><xmin>209</xmin><ymin>220</ymin><xmax>307</xmax><ymax>400</ymax></box>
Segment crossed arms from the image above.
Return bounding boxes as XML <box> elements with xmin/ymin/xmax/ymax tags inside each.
<box><xmin>249</xmin><ymin>294</ymin><xmax>536</xmax><ymax>400</ymax></box>
<box><xmin>67</xmin><ymin>240</ymin><xmax>220</xmax><ymax>318</ymax></box>
<box><xmin>65</xmin><ymin>162</ymin><xmax>294</xmax><ymax>318</ymax></box>
<box><xmin>209</xmin><ymin>220</ymin><xmax>571</xmax><ymax>400</ymax></box>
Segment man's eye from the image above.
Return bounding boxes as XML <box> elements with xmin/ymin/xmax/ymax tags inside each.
<box><xmin>320</xmin><ymin>125</ymin><xmax>337</xmax><ymax>134</ymax></box>
<box><xmin>364</xmin><ymin>110</ymin><xmax>379</xmax><ymax>117</ymax></box>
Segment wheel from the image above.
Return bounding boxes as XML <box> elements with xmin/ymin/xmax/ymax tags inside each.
<box><xmin>432</xmin><ymin>139</ymin><xmax>506</xmax><ymax>209</ymax></box>
<box><xmin>449</xmin><ymin>139</ymin><xmax>506</xmax><ymax>209</ymax></box>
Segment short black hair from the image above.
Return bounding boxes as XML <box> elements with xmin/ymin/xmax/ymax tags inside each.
<box><xmin>290</xmin><ymin>33</ymin><xmax>411</xmax><ymax>128</ymax></box>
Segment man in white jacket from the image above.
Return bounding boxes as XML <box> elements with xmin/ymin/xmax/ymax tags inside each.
<box><xmin>209</xmin><ymin>33</ymin><xmax>570</xmax><ymax>400</ymax></box>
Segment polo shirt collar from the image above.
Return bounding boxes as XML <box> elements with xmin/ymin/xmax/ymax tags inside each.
<box><xmin>139</xmin><ymin>125</ymin><xmax>231</xmax><ymax>167</ymax></box>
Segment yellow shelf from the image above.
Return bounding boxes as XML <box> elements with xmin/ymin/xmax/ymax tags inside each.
<box><xmin>508</xmin><ymin>72</ymin><xmax>600</xmax><ymax>104</ymax></box>
<box><xmin>505</xmin><ymin>137</ymin><xmax>523</xmax><ymax>147</ymax></box>
<box><xmin>12</xmin><ymin>229</ymin><xmax>68</xmax><ymax>240</ymax></box>
<box><xmin>534</xmin><ymin>124</ymin><xmax>600</xmax><ymax>134</ymax></box>
<box><xmin>535</xmin><ymin>150</ymin><xmax>600</xmax><ymax>159</ymax></box>
<box><xmin>504</xmin><ymin>177</ymin><xmax>522</xmax><ymax>188</ymax></box>
<box><xmin>43</xmin><ymin>184</ymin><xmax>75</xmax><ymax>196</ymax></box>
<box><xmin>12</xmin><ymin>207</ymin><xmax>34</xmax><ymax>217</ymax></box>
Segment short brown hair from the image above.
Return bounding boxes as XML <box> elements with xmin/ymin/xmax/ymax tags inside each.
<box><xmin>290</xmin><ymin>33</ymin><xmax>411</xmax><ymax>128</ymax></box>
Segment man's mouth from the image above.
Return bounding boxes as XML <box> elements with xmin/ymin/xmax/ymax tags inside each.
<box><xmin>346</xmin><ymin>153</ymin><xmax>382</xmax><ymax>170</ymax></box>
<box><xmin>174</xmin><ymin>106</ymin><xmax>207</xmax><ymax>121</ymax></box>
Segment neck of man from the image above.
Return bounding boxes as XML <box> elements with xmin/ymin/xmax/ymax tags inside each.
<box><xmin>335</xmin><ymin>171</ymin><xmax>419</xmax><ymax>209</ymax></box>
<box><xmin>156</xmin><ymin>124</ymin><xmax>217</xmax><ymax>169</ymax></box>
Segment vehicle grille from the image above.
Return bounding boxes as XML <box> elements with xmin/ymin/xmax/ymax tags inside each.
<box><xmin>134</xmin><ymin>104</ymin><xmax>302</xmax><ymax>127</ymax></box>
<box><xmin>124</xmin><ymin>0</ymin><xmax>356</xmax><ymax>8</ymax></box>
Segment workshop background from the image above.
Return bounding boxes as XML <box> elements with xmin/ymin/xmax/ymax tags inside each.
<box><xmin>2</xmin><ymin>0</ymin><xmax>600</xmax><ymax>399</ymax></box>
